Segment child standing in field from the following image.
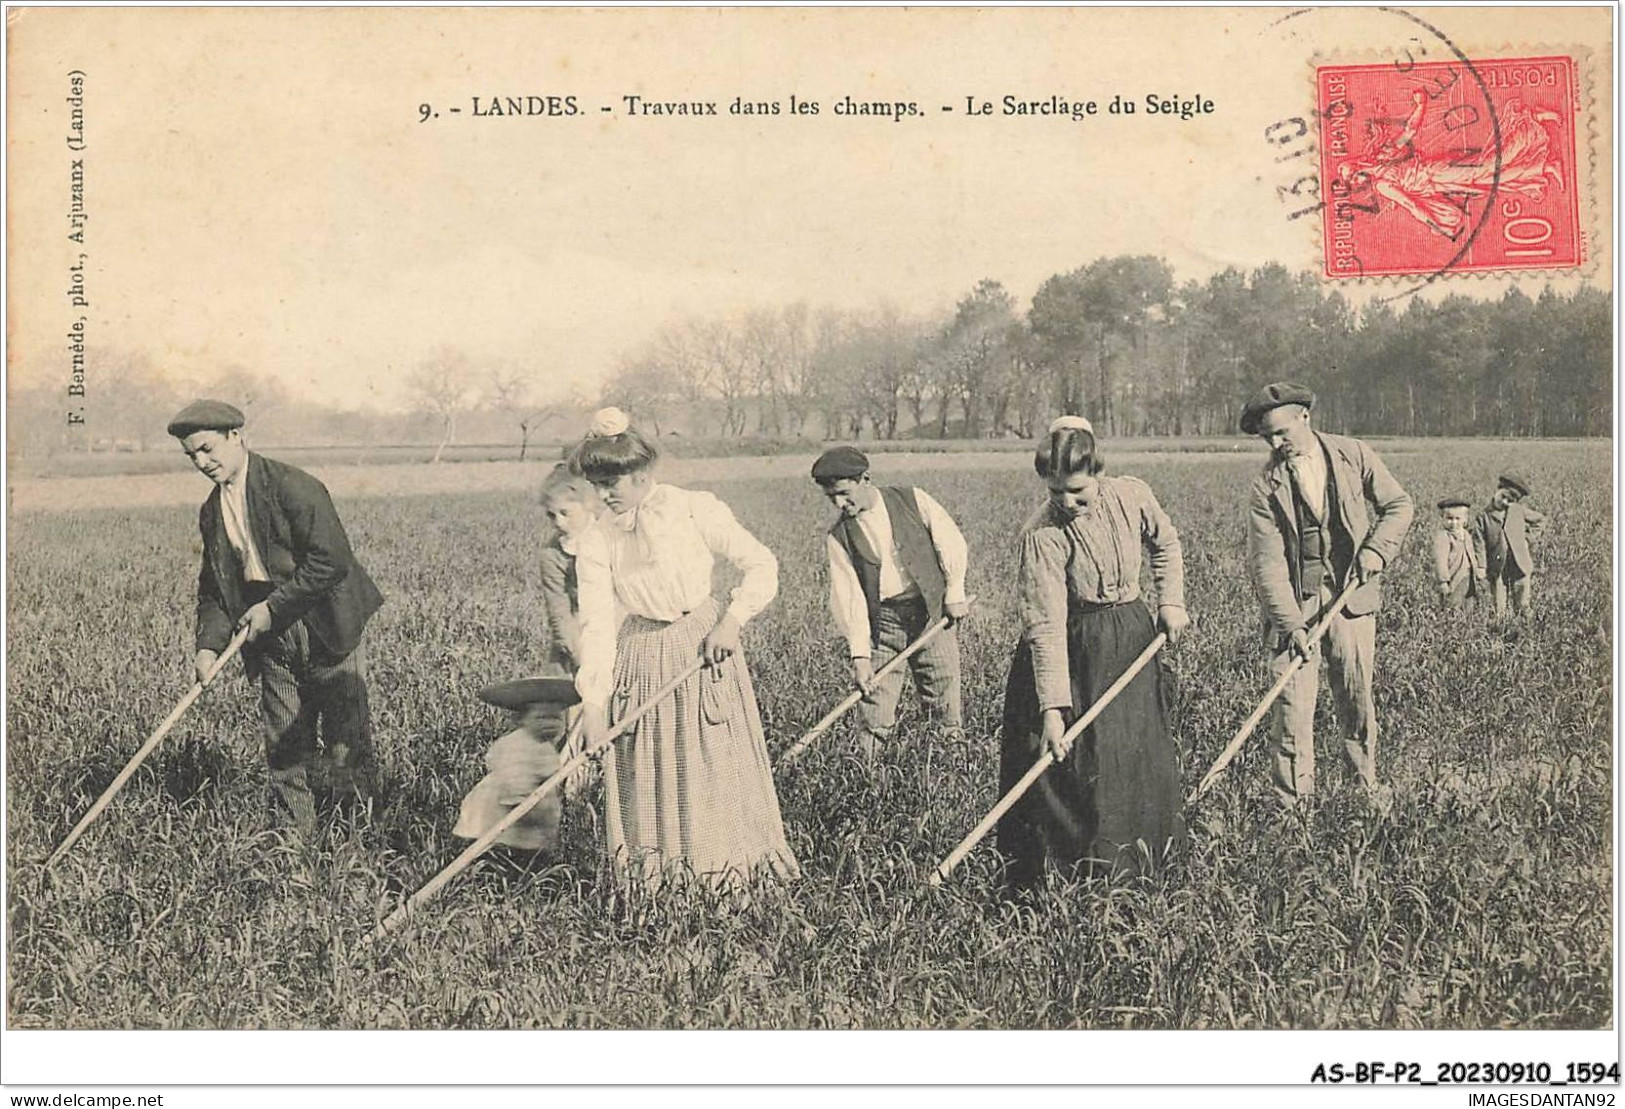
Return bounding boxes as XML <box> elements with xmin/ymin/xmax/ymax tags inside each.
<box><xmin>1475</xmin><ymin>473</ymin><xmax>1547</xmax><ymax>619</ymax></box>
<box><xmin>539</xmin><ymin>464</ymin><xmax>600</xmax><ymax>674</ymax></box>
<box><xmin>454</xmin><ymin>677</ymin><xmax>579</xmax><ymax>852</ymax></box>
<box><xmin>453</xmin><ymin>467</ymin><xmax>602</xmax><ymax>848</ymax></box>
<box><xmin>1432</xmin><ymin>497</ymin><xmax>1486</xmax><ymax>609</ymax></box>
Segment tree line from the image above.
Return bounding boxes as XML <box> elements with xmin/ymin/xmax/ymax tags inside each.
<box><xmin>603</xmin><ymin>260</ymin><xmax>1612</xmax><ymax>440</ymax></box>
<box><xmin>9</xmin><ymin>256</ymin><xmax>1610</xmax><ymax>463</ymax></box>
<box><xmin>6</xmin><ymin>349</ymin><xmax>589</xmax><ymax>462</ymax></box>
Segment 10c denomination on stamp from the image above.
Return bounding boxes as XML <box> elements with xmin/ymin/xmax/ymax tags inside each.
<box><xmin>1318</xmin><ymin>54</ymin><xmax>1582</xmax><ymax>279</ymax></box>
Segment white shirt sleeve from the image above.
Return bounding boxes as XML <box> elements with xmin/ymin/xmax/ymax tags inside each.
<box><xmin>687</xmin><ymin>489</ymin><xmax>778</xmax><ymax>625</ymax></box>
<box><xmin>914</xmin><ymin>488</ymin><xmax>969</xmax><ymax>606</ymax></box>
<box><xmin>826</xmin><ymin>533</ymin><xmax>872</xmax><ymax>659</ymax></box>
<box><xmin>572</xmin><ymin>525</ymin><xmax>618</xmax><ymax>710</ymax></box>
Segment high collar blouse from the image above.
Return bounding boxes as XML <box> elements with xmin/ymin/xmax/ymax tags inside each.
<box><xmin>574</xmin><ymin>482</ymin><xmax>778</xmax><ymax>707</ymax></box>
<box><xmin>1018</xmin><ymin>474</ymin><xmax>1185</xmax><ymax>712</ymax></box>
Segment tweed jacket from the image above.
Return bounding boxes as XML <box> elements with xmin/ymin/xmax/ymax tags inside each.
<box><xmin>1473</xmin><ymin>502</ymin><xmax>1547</xmax><ymax>580</ymax></box>
<box><xmin>1246</xmin><ymin>431</ymin><xmax>1414</xmax><ymax>638</ymax></box>
<box><xmin>538</xmin><ymin>539</ymin><xmax>580</xmax><ymax>669</ymax></box>
<box><xmin>195</xmin><ymin>452</ymin><xmax>383</xmax><ymax>659</ymax></box>
<box><xmin>1432</xmin><ymin>527</ymin><xmax>1484</xmax><ymax>591</ymax></box>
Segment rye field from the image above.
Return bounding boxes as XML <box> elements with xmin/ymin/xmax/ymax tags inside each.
<box><xmin>4</xmin><ymin>438</ymin><xmax>1613</xmax><ymax>1029</ymax></box>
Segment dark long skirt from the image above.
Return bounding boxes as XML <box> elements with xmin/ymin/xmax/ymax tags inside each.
<box><xmin>996</xmin><ymin>601</ymin><xmax>1187</xmax><ymax>886</ymax></box>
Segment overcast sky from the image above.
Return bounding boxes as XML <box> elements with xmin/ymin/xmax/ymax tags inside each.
<box><xmin>8</xmin><ymin>6</ymin><xmax>1611</xmax><ymax>412</ymax></box>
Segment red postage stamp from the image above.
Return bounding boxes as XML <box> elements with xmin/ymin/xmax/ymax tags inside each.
<box><xmin>1317</xmin><ymin>55</ymin><xmax>1582</xmax><ymax>278</ymax></box>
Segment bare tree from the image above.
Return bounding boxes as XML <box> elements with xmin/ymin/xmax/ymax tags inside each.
<box><xmin>845</xmin><ymin>304</ymin><xmax>920</xmax><ymax>440</ymax></box>
<box><xmin>405</xmin><ymin>346</ymin><xmax>476</xmax><ymax>463</ymax></box>
<box><xmin>487</xmin><ymin>363</ymin><xmax>554</xmax><ymax>461</ymax></box>
<box><xmin>199</xmin><ymin>365</ymin><xmax>293</xmax><ymax>440</ymax></box>
<box><xmin>898</xmin><ymin>320</ymin><xmax>941</xmax><ymax>438</ymax></box>
<box><xmin>938</xmin><ymin>280</ymin><xmax>1017</xmax><ymax>439</ymax></box>
<box><xmin>777</xmin><ymin>302</ymin><xmax>818</xmax><ymax>436</ymax></box>
<box><xmin>690</xmin><ymin>318</ymin><xmax>752</xmax><ymax>437</ymax></box>
<box><xmin>742</xmin><ymin>308</ymin><xmax>788</xmax><ymax>435</ymax></box>
<box><xmin>603</xmin><ymin>352</ymin><xmax>681</xmax><ymax>436</ymax></box>
<box><xmin>1003</xmin><ymin>322</ymin><xmax>1045</xmax><ymax>438</ymax></box>
<box><xmin>808</xmin><ymin>308</ymin><xmax>853</xmax><ymax>439</ymax></box>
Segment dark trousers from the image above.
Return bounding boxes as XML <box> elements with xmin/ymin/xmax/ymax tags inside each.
<box><xmin>1491</xmin><ymin>563</ymin><xmax>1533</xmax><ymax>618</ymax></box>
<box><xmin>253</xmin><ymin>622</ymin><xmax>375</xmax><ymax>832</ymax></box>
<box><xmin>1441</xmin><ymin>573</ymin><xmax>1479</xmax><ymax>609</ymax></box>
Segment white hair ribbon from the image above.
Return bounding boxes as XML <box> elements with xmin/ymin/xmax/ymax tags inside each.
<box><xmin>588</xmin><ymin>407</ymin><xmax>631</xmax><ymax>438</ymax></box>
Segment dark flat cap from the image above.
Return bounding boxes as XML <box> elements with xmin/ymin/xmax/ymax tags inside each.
<box><xmin>1498</xmin><ymin>473</ymin><xmax>1531</xmax><ymax>497</ymax></box>
<box><xmin>1239</xmin><ymin>382</ymin><xmax>1315</xmax><ymax>436</ymax></box>
<box><xmin>811</xmin><ymin>445</ymin><xmax>871</xmax><ymax>483</ymax></box>
<box><xmin>478</xmin><ymin>676</ymin><xmax>581</xmax><ymax>711</ymax></box>
<box><xmin>167</xmin><ymin>399</ymin><xmax>245</xmax><ymax>438</ymax></box>
<box><xmin>1437</xmin><ymin>496</ymin><xmax>1471</xmax><ymax>510</ymax></box>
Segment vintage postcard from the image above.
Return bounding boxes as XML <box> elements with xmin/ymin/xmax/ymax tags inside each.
<box><xmin>3</xmin><ymin>4</ymin><xmax>1615</xmax><ymax>1095</ymax></box>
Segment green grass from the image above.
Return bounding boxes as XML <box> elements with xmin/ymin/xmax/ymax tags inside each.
<box><xmin>5</xmin><ymin>439</ymin><xmax>1612</xmax><ymax>1028</ymax></box>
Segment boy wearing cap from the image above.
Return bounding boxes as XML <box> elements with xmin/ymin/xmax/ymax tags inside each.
<box><xmin>811</xmin><ymin>446</ymin><xmax>970</xmax><ymax>760</ymax></box>
<box><xmin>168</xmin><ymin>399</ymin><xmax>384</xmax><ymax>834</ymax></box>
<box><xmin>1433</xmin><ymin>497</ymin><xmax>1487</xmax><ymax>609</ymax></box>
<box><xmin>1475</xmin><ymin>474</ymin><xmax>1547</xmax><ymax>619</ymax></box>
<box><xmin>1240</xmin><ymin>382</ymin><xmax>1413</xmax><ymax>804</ymax></box>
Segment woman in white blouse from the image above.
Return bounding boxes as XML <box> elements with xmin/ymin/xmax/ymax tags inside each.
<box><xmin>571</xmin><ymin>408</ymin><xmax>799</xmax><ymax>887</ymax></box>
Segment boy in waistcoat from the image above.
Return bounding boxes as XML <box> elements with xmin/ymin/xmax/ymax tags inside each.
<box><xmin>811</xmin><ymin>446</ymin><xmax>970</xmax><ymax>762</ymax></box>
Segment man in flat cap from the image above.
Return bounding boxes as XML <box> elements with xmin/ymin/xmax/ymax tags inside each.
<box><xmin>168</xmin><ymin>399</ymin><xmax>384</xmax><ymax>834</ymax></box>
<box><xmin>1239</xmin><ymin>382</ymin><xmax>1413</xmax><ymax>804</ymax></box>
<box><xmin>811</xmin><ymin>446</ymin><xmax>970</xmax><ymax>761</ymax></box>
<box><xmin>1475</xmin><ymin>473</ymin><xmax>1547</xmax><ymax>619</ymax></box>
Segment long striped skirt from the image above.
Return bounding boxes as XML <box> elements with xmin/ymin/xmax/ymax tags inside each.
<box><xmin>602</xmin><ymin>597</ymin><xmax>800</xmax><ymax>887</ymax></box>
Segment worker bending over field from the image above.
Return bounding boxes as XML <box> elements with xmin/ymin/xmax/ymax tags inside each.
<box><xmin>811</xmin><ymin>446</ymin><xmax>970</xmax><ymax>762</ymax></box>
<box><xmin>169</xmin><ymin>399</ymin><xmax>384</xmax><ymax>835</ymax></box>
<box><xmin>1241</xmin><ymin>382</ymin><xmax>1413</xmax><ymax>807</ymax></box>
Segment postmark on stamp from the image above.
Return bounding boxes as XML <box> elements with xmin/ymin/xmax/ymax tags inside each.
<box><xmin>1317</xmin><ymin>54</ymin><xmax>1582</xmax><ymax>278</ymax></box>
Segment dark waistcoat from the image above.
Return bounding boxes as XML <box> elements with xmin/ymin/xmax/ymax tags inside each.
<box><xmin>1293</xmin><ymin>452</ymin><xmax>1355</xmax><ymax>600</ymax></box>
<box><xmin>831</xmin><ymin>485</ymin><xmax>946</xmax><ymax>645</ymax></box>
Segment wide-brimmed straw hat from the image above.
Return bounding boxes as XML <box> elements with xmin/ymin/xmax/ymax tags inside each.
<box><xmin>477</xmin><ymin>676</ymin><xmax>581</xmax><ymax>711</ymax></box>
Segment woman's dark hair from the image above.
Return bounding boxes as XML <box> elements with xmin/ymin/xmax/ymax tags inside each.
<box><xmin>1034</xmin><ymin>425</ymin><xmax>1104</xmax><ymax>479</ymax></box>
<box><xmin>570</xmin><ymin>424</ymin><xmax>659</xmax><ymax>482</ymax></box>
